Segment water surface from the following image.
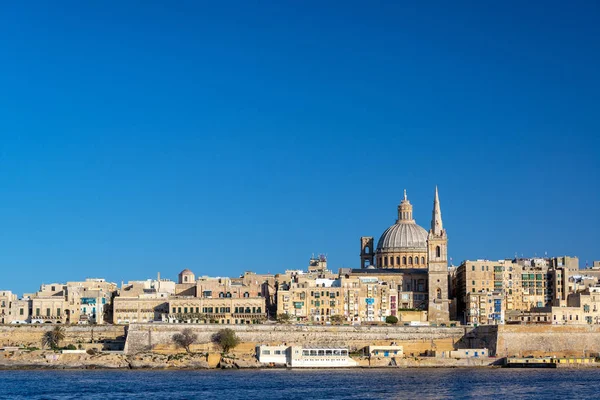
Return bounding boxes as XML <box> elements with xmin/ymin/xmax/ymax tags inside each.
<box><xmin>0</xmin><ymin>368</ymin><xmax>598</xmax><ymax>399</ymax></box>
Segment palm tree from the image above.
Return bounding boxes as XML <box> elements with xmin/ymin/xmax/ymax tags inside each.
<box><xmin>42</xmin><ymin>326</ymin><xmax>66</xmax><ymax>350</ymax></box>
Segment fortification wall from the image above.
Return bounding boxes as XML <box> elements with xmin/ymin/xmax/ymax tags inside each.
<box><xmin>123</xmin><ymin>323</ymin><xmax>468</xmax><ymax>355</ymax></box>
<box><xmin>0</xmin><ymin>325</ymin><xmax>126</xmax><ymax>348</ymax></box>
<box><xmin>496</xmin><ymin>325</ymin><xmax>600</xmax><ymax>358</ymax></box>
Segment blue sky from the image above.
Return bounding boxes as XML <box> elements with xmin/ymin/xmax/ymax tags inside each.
<box><xmin>1</xmin><ymin>1</ymin><xmax>599</xmax><ymax>295</ymax></box>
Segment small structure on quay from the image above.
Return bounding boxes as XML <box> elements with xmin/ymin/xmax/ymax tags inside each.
<box><xmin>256</xmin><ymin>345</ymin><xmax>358</xmax><ymax>368</ymax></box>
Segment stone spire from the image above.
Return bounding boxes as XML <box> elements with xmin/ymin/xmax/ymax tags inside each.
<box><xmin>431</xmin><ymin>186</ymin><xmax>443</xmax><ymax>235</ymax></box>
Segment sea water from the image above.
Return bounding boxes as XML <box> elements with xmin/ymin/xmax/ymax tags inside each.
<box><xmin>0</xmin><ymin>368</ymin><xmax>598</xmax><ymax>399</ymax></box>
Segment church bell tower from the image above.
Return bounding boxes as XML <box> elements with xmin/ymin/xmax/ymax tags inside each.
<box><xmin>427</xmin><ymin>186</ymin><xmax>450</xmax><ymax>323</ymax></box>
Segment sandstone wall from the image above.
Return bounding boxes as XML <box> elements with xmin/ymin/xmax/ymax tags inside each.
<box><xmin>124</xmin><ymin>323</ymin><xmax>468</xmax><ymax>355</ymax></box>
<box><xmin>496</xmin><ymin>325</ymin><xmax>600</xmax><ymax>358</ymax></box>
<box><xmin>0</xmin><ymin>325</ymin><xmax>126</xmax><ymax>348</ymax></box>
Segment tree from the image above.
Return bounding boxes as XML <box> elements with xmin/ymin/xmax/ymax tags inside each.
<box><xmin>385</xmin><ymin>315</ymin><xmax>399</xmax><ymax>324</ymax></box>
<box><xmin>211</xmin><ymin>328</ymin><xmax>240</xmax><ymax>353</ymax></box>
<box><xmin>276</xmin><ymin>313</ymin><xmax>291</xmax><ymax>323</ymax></box>
<box><xmin>330</xmin><ymin>315</ymin><xmax>344</xmax><ymax>324</ymax></box>
<box><xmin>42</xmin><ymin>326</ymin><xmax>66</xmax><ymax>349</ymax></box>
<box><xmin>172</xmin><ymin>328</ymin><xmax>198</xmax><ymax>353</ymax></box>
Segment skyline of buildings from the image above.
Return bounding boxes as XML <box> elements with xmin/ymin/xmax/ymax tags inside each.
<box><xmin>1</xmin><ymin>188</ymin><xmax>599</xmax><ymax>328</ymax></box>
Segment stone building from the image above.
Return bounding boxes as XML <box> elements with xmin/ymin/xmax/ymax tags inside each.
<box><xmin>163</xmin><ymin>269</ymin><xmax>268</xmax><ymax>324</ymax></box>
<box><xmin>8</xmin><ymin>298</ymin><xmax>32</xmax><ymax>324</ymax></box>
<box><xmin>550</xmin><ymin>286</ymin><xmax>600</xmax><ymax>325</ymax></box>
<box><xmin>0</xmin><ymin>291</ymin><xmax>17</xmax><ymax>324</ymax></box>
<box><xmin>358</xmin><ymin>187</ymin><xmax>450</xmax><ymax>323</ymax></box>
<box><xmin>454</xmin><ymin>255</ymin><xmax>594</xmax><ymax>325</ymax></box>
<box><xmin>277</xmin><ymin>275</ymin><xmax>343</xmax><ymax>322</ymax></box>
<box><xmin>65</xmin><ymin>279</ymin><xmax>118</xmax><ymax>324</ymax></box>
<box><xmin>164</xmin><ymin>297</ymin><xmax>266</xmax><ymax>324</ymax></box>
<box><xmin>113</xmin><ymin>276</ymin><xmax>173</xmax><ymax>324</ymax></box>
<box><xmin>113</xmin><ymin>297</ymin><xmax>169</xmax><ymax>324</ymax></box>
<box><xmin>24</xmin><ymin>284</ymin><xmax>68</xmax><ymax>324</ymax></box>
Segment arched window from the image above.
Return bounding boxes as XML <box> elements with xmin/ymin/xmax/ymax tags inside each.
<box><xmin>437</xmin><ymin>288</ymin><xmax>442</xmax><ymax>300</ymax></box>
<box><xmin>384</xmin><ymin>257</ymin><xmax>388</xmax><ymax>267</ymax></box>
<box><xmin>243</xmin><ymin>292</ymin><xmax>250</xmax><ymax>298</ymax></box>
<box><xmin>408</xmin><ymin>256</ymin><xmax>413</xmax><ymax>265</ymax></box>
<box><xmin>436</xmin><ymin>246</ymin><xmax>441</xmax><ymax>258</ymax></box>
<box><xmin>184</xmin><ymin>276</ymin><xmax>188</xmax><ymax>282</ymax></box>
<box><xmin>421</xmin><ymin>257</ymin><xmax>426</xmax><ymax>265</ymax></box>
<box><xmin>402</xmin><ymin>257</ymin><xmax>407</xmax><ymax>265</ymax></box>
<box><xmin>365</xmin><ymin>246</ymin><xmax>370</xmax><ymax>254</ymax></box>
<box><xmin>226</xmin><ymin>292</ymin><xmax>232</xmax><ymax>298</ymax></box>
<box><xmin>415</xmin><ymin>257</ymin><xmax>419</xmax><ymax>265</ymax></box>
<box><xmin>390</xmin><ymin>257</ymin><xmax>394</xmax><ymax>266</ymax></box>
<box><xmin>378</xmin><ymin>257</ymin><xmax>382</xmax><ymax>266</ymax></box>
<box><xmin>219</xmin><ymin>292</ymin><xmax>224</xmax><ymax>298</ymax></box>
<box><xmin>396</xmin><ymin>257</ymin><xmax>400</xmax><ymax>265</ymax></box>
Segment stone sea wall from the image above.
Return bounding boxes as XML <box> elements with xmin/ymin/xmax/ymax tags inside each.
<box><xmin>3</xmin><ymin>323</ymin><xmax>600</xmax><ymax>362</ymax></box>
<box><xmin>497</xmin><ymin>325</ymin><xmax>600</xmax><ymax>357</ymax></box>
<box><xmin>124</xmin><ymin>323</ymin><xmax>468</xmax><ymax>355</ymax></box>
<box><xmin>0</xmin><ymin>325</ymin><xmax>126</xmax><ymax>349</ymax></box>
<box><xmin>454</xmin><ymin>324</ymin><xmax>600</xmax><ymax>358</ymax></box>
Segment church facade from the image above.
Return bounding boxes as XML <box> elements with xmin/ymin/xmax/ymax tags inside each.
<box><xmin>357</xmin><ymin>187</ymin><xmax>450</xmax><ymax>323</ymax></box>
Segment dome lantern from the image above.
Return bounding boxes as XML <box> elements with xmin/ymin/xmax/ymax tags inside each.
<box><xmin>396</xmin><ymin>189</ymin><xmax>414</xmax><ymax>223</ymax></box>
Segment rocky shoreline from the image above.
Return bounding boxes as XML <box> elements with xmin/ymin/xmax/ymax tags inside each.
<box><xmin>0</xmin><ymin>350</ymin><xmax>492</xmax><ymax>369</ymax></box>
<box><xmin>2</xmin><ymin>351</ymin><xmax>597</xmax><ymax>370</ymax></box>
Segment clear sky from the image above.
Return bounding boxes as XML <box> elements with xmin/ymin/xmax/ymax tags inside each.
<box><xmin>1</xmin><ymin>1</ymin><xmax>599</xmax><ymax>295</ymax></box>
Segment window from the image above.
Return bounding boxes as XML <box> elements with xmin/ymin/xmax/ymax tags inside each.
<box><xmin>408</xmin><ymin>257</ymin><xmax>413</xmax><ymax>265</ymax></box>
<box><xmin>421</xmin><ymin>257</ymin><xmax>426</xmax><ymax>265</ymax></box>
<box><xmin>19</xmin><ymin>308</ymin><xmax>24</xmax><ymax>316</ymax></box>
<box><xmin>57</xmin><ymin>308</ymin><xmax>61</xmax><ymax>317</ymax></box>
<box><xmin>244</xmin><ymin>292</ymin><xmax>250</xmax><ymax>298</ymax></box>
<box><xmin>46</xmin><ymin>308</ymin><xmax>51</xmax><ymax>317</ymax></box>
<box><xmin>396</xmin><ymin>257</ymin><xmax>400</xmax><ymax>265</ymax></box>
<box><xmin>402</xmin><ymin>257</ymin><xmax>407</xmax><ymax>265</ymax></box>
<box><xmin>36</xmin><ymin>308</ymin><xmax>40</xmax><ymax>316</ymax></box>
<box><xmin>436</xmin><ymin>246</ymin><xmax>441</xmax><ymax>258</ymax></box>
<box><xmin>436</xmin><ymin>288</ymin><xmax>442</xmax><ymax>300</ymax></box>
<box><xmin>472</xmin><ymin>265</ymin><xmax>475</xmax><ymax>271</ymax></box>
<box><xmin>415</xmin><ymin>257</ymin><xmax>419</xmax><ymax>265</ymax></box>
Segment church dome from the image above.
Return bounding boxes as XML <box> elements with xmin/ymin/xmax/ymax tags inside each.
<box><xmin>375</xmin><ymin>190</ymin><xmax>428</xmax><ymax>253</ymax></box>
<box><xmin>376</xmin><ymin>222</ymin><xmax>428</xmax><ymax>252</ymax></box>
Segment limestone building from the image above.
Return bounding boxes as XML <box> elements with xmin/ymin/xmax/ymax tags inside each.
<box><xmin>358</xmin><ymin>188</ymin><xmax>450</xmax><ymax>323</ymax></box>
<box><xmin>0</xmin><ymin>291</ymin><xmax>17</xmax><ymax>324</ymax></box>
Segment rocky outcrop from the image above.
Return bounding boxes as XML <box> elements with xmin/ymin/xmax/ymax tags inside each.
<box><xmin>0</xmin><ymin>351</ymin><xmax>129</xmax><ymax>369</ymax></box>
<box><xmin>120</xmin><ymin>352</ymin><xmax>211</xmax><ymax>369</ymax></box>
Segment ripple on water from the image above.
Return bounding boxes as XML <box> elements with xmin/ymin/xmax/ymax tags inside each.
<box><xmin>0</xmin><ymin>368</ymin><xmax>599</xmax><ymax>400</ymax></box>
